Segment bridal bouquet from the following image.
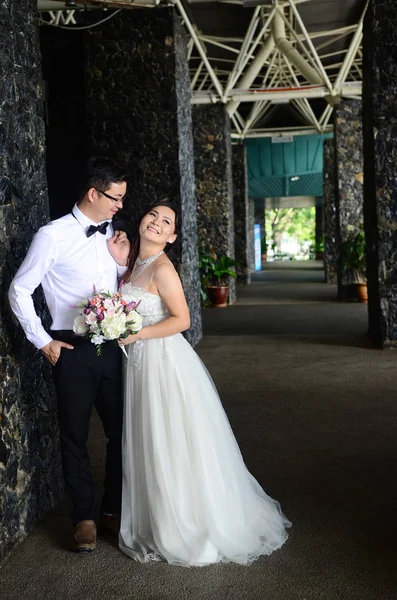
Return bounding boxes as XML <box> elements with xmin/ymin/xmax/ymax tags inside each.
<box><xmin>73</xmin><ymin>289</ymin><xmax>142</xmax><ymax>356</ymax></box>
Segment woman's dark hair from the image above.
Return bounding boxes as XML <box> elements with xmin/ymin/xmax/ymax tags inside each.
<box><xmin>123</xmin><ymin>200</ymin><xmax>180</xmax><ymax>283</ymax></box>
<box><xmin>79</xmin><ymin>156</ymin><xmax>129</xmax><ymax>199</ymax></box>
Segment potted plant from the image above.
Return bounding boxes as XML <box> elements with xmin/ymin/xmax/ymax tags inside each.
<box><xmin>199</xmin><ymin>251</ymin><xmax>237</xmax><ymax>308</ymax></box>
<box><xmin>341</xmin><ymin>228</ymin><xmax>367</xmax><ymax>303</ymax></box>
<box><xmin>315</xmin><ymin>237</ymin><xmax>325</xmax><ymax>261</ymax></box>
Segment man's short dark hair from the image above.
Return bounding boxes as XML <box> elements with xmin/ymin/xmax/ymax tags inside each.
<box><xmin>80</xmin><ymin>156</ymin><xmax>128</xmax><ymax>198</ymax></box>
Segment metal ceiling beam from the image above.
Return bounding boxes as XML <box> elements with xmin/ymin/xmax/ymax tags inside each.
<box><xmin>39</xmin><ymin>0</ymin><xmax>365</xmax><ymax>139</ymax></box>
<box><xmin>193</xmin><ymin>82</ymin><xmax>362</xmax><ymax>104</ymax></box>
<box><xmin>334</xmin><ymin>0</ymin><xmax>368</xmax><ymax>91</ymax></box>
<box><xmin>231</xmin><ymin>125</ymin><xmax>333</xmax><ymax>140</ymax></box>
<box><xmin>172</xmin><ymin>0</ymin><xmax>225</xmax><ymax>98</ymax></box>
<box><xmin>226</xmin><ymin>33</ymin><xmax>275</xmax><ymax>116</ymax></box>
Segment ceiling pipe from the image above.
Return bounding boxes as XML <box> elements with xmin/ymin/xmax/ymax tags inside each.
<box><xmin>272</xmin><ymin>9</ymin><xmax>323</xmax><ymax>86</ymax></box>
<box><xmin>226</xmin><ymin>4</ymin><xmax>333</xmax><ymax>118</ymax></box>
<box><xmin>226</xmin><ymin>34</ymin><xmax>275</xmax><ymax>117</ymax></box>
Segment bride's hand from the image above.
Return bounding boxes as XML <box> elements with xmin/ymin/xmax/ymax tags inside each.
<box><xmin>108</xmin><ymin>230</ymin><xmax>130</xmax><ymax>266</ymax></box>
<box><xmin>119</xmin><ymin>331</ymin><xmax>142</xmax><ymax>347</ymax></box>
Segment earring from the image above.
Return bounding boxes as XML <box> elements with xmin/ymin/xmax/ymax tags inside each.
<box><xmin>168</xmin><ymin>240</ymin><xmax>173</xmax><ymax>244</ymax></box>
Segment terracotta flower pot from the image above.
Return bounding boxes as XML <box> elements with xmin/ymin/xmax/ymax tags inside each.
<box><xmin>206</xmin><ymin>285</ymin><xmax>229</xmax><ymax>308</ymax></box>
<box><xmin>355</xmin><ymin>282</ymin><xmax>368</xmax><ymax>303</ymax></box>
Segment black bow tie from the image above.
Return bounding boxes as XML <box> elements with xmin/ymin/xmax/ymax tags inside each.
<box><xmin>86</xmin><ymin>222</ymin><xmax>110</xmax><ymax>238</ymax></box>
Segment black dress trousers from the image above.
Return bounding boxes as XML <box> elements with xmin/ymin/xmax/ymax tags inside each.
<box><xmin>52</xmin><ymin>331</ymin><xmax>123</xmax><ymax>525</ymax></box>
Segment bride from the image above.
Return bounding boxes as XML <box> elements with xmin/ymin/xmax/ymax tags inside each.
<box><xmin>117</xmin><ymin>201</ymin><xmax>291</xmax><ymax>567</ymax></box>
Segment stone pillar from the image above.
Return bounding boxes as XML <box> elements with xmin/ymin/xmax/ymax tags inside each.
<box><xmin>84</xmin><ymin>8</ymin><xmax>201</xmax><ymax>345</ymax></box>
<box><xmin>249</xmin><ymin>199</ymin><xmax>256</xmax><ymax>270</ymax></box>
<box><xmin>193</xmin><ymin>104</ymin><xmax>236</xmax><ymax>304</ymax></box>
<box><xmin>315</xmin><ymin>205</ymin><xmax>323</xmax><ymax>259</ymax></box>
<box><xmin>232</xmin><ymin>145</ymin><xmax>252</xmax><ymax>284</ymax></box>
<box><xmin>323</xmin><ymin>139</ymin><xmax>338</xmax><ymax>283</ymax></box>
<box><xmin>334</xmin><ymin>100</ymin><xmax>364</xmax><ymax>298</ymax></box>
<box><xmin>0</xmin><ymin>0</ymin><xmax>62</xmax><ymax>561</ymax></box>
<box><xmin>363</xmin><ymin>1</ymin><xmax>397</xmax><ymax>347</ymax></box>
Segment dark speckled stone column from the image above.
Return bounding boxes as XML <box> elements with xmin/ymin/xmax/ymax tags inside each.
<box><xmin>193</xmin><ymin>105</ymin><xmax>236</xmax><ymax>304</ymax></box>
<box><xmin>334</xmin><ymin>101</ymin><xmax>364</xmax><ymax>298</ymax></box>
<box><xmin>249</xmin><ymin>199</ymin><xmax>255</xmax><ymax>270</ymax></box>
<box><xmin>0</xmin><ymin>0</ymin><xmax>62</xmax><ymax>562</ymax></box>
<box><xmin>323</xmin><ymin>139</ymin><xmax>338</xmax><ymax>283</ymax></box>
<box><xmin>233</xmin><ymin>145</ymin><xmax>252</xmax><ymax>284</ymax></box>
<box><xmin>315</xmin><ymin>205</ymin><xmax>323</xmax><ymax>255</ymax></box>
<box><xmin>363</xmin><ymin>1</ymin><xmax>397</xmax><ymax>347</ymax></box>
<box><xmin>84</xmin><ymin>8</ymin><xmax>201</xmax><ymax>346</ymax></box>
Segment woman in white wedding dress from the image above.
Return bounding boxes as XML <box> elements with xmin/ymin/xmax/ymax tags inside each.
<box><xmin>118</xmin><ymin>202</ymin><xmax>291</xmax><ymax>567</ymax></box>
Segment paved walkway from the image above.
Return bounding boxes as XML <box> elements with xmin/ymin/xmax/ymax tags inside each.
<box><xmin>2</xmin><ymin>262</ymin><xmax>397</xmax><ymax>600</ymax></box>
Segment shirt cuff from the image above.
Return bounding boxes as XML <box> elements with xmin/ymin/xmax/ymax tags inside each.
<box><xmin>117</xmin><ymin>265</ymin><xmax>128</xmax><ymax>278</ymax></box>
<box><xmin>36</xmin><ymin>331</ymin><xmax>54</xmax><ymax>350</ymax></box>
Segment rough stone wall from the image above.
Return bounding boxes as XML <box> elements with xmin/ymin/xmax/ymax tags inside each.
<box><xmin>0</xmin><ymin>0</ymin><xmax>62</xmax><ymax>561</ymax></box>
<box><xmin>363</xmin><ymin>1</ymin><xmax>397</xmax><ymax>347</ymax></box>
<box><xmin>248</xmin><ymin>199</ymin><xmax>255</xmax><ymax>271</ymax></box>
<box><xmin>334</xmin><ymin>100</ymin><xmax>364</xmax><ymax>296</ymax></box>
<box><xmin>315</xmin><ymin>205</ymin><xmax>323</xmax><ymax>247</ymax></box>
<box><xmin>232</xmin><ymin>145</ymin><xmax>251</xmax><ymax>284</ymax></box>
<box><xmin>323</xmin><ymin>139</ymin><xmax>338</xmax><ymax>283</ymax></box>
<box><xmin>84</xmin><ymin>8</ymin><xmax>201</xmax><ymax>345</ymax></box>
<box><xmin>193</xmin><ymin>104</ymin><xmax>236</xmax><ymax>303</ymax></box>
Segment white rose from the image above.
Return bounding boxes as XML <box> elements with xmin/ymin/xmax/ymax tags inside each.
<box><xmin>91</xmin><ymin>334</ymin><xmax>105</xmax><ymax>345</ymax></box>
<box><xmin>86</xmin><ymin>311</ymin><xmax>98</xmax><ymax>325</ymax></box>
<box><xmin>103</xmin><ymin>298</ymin><xmax>114</xmax><ymax>310</ymax></box>
<box><xmin>127</xmin><ymin>311</ymin><xmax>143</xmax><ymax>332</ymax></box>
<box><xmin>101</xmin><ymin>313</ymin><xmax>127</xmax><ymax>340</ymax></box>
<box><xmin>73</xmin><ymin>315</ymin><xmax>88</xmax><ymax>335</ymax></box>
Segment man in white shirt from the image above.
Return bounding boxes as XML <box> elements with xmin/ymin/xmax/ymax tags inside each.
<box><xmin>8</xmin><ymin>157</ymin><xmax>130</xmax><ymax>552</ymax></box>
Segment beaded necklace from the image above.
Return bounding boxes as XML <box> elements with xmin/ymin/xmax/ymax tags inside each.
<box><xmin>130</xmin><ymin>250</ymin><xmax>164</xmax><ymax>283</ymax></box>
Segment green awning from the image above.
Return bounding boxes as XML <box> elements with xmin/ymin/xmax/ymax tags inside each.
<box><xmin>245</xmin><ymin>134</ymin><xmax>332</xmax><ymax>199</ymax></box>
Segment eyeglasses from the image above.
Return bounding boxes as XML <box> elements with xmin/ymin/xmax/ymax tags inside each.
<box><xmin>95</xmin><ymin>189</ymin><xmax>124</xmax><ymax>204</ymax></box>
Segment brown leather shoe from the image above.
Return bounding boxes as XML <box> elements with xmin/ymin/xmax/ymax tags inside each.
<box><xmin>99</xmin><ymin>513</ymin><xmax>121</xmax><ymax>536</ymax></box>
<box><xmin>72</xmin><ymin>520</ymin><xmax>96</xmax><ymax>553</ymax></box>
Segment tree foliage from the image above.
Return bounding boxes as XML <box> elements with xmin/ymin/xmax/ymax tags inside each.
<box><xmin>265</xmin><ymin>207</ymin><xmax>315</xmax><ymax>253</ymax></box>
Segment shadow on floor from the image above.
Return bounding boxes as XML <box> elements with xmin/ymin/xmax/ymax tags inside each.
<box><xmin>2</xmin><ymin>264</ymin><xmax>396</xmax><ymax>600</ymax></box>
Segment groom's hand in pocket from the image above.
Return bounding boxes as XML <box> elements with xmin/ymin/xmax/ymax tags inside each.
<box><xmin>41</xmin><ymin>340</ymin><xmax>74</xmax><ymax>366</ymax></box>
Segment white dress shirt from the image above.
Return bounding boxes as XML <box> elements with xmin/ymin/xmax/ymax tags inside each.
<box><xmin>8</xmin><ymin>204</ymin><xmax>127</xmax><ymax>350</ymax></box>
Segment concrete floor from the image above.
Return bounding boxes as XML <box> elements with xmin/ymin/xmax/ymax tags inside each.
<box><xmin>2</xmin><ymin>262</ymin><xmax>397</xmax><ymax>600</ymax></box>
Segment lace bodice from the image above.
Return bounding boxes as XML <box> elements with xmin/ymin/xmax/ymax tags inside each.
<box><xmin>121</xmin><ymin>283</ymin><xmax>169</xmax><ymax>327</ymax></box>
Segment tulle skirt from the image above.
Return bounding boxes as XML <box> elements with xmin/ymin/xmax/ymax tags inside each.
<box><xmin>119</xmin><ymin>334</ymin><xmax>291</xmax><ymax>567</ymax></box>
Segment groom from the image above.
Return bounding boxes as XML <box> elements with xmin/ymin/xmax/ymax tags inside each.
<box><xmin>8</xmin><ymin>157</ymin><xmax>130</xmax><ymax>552</ymax></box>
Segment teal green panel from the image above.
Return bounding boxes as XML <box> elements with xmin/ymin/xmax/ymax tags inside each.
<box><xmin>290</xmin><ymin>173</ymin><xmax>323</xmax><ymax>196</ymax></box>
<box><xmin>259</xmin><ymin>142</ymin><xmax>271</xmax><ymax>177</ymax></box>
<box><xmin>295</xmin><ymin>138</ymin><xmax>309</xmax><ymax>172</ymax></box>
<box><xmin>248</xmin><ymin>173</ymin><xmax>323</xmax><ymax>198</ymax></box>
<box><xmin>283</xmin><ymin>142</ymin><xmax>296</xmax><ymax>176</ymax></box>
<box><xmin>245</xmin><ymin>133</ymin><xmax>332</xmax><ymax>199</ymax></box>
<box><xmin>308</xmin><ymin>136</ymin><xmax>323</xmax><ymax>171</ymax></box>
<box><xmin>271</xmin><ymin>144</ymin><xmax>286</xmax><ymax>177</ymax></box>
<box><xmin>249</xmin><ymin>176</ymin><xmax>283</xmax><ymax>198</ymax></box>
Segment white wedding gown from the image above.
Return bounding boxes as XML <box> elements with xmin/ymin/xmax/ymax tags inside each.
<box><xmin>119</xmin><ymin>283</ymin><xmax>291</xmax><ymax>567</ymax></box>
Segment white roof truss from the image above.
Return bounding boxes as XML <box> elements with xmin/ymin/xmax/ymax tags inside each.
<box><xmin>38</xmin><ymin>0</ymin><xmax>367</xmax><ymax>138</ymax></box>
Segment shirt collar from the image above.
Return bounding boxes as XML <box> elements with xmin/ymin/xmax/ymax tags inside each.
<box><xmin>72</xmin><ymin>204</ymin><xmax>112</xmax><ymax>232</ymax></box>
